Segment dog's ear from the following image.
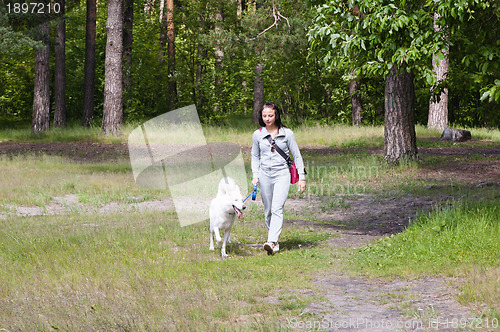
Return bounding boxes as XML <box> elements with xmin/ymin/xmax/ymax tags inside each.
<box><xmin>218</xmin><ymin>180</ymin><xmax>228</xmax><ymax>196</ymax></box>
<box><xmin>220</xmin><ymin>186</ymin><xmax>228</xmax><ymax>196</ymax></box>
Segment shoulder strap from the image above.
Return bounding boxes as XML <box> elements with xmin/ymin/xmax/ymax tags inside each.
<box><xmin>266</xmin><ymin>135</ymin><xmax>293</xmax><ymax>167</ymax></box>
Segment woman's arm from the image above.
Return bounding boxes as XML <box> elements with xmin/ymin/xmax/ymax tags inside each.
<box><xmin>287</xmin><ymin>130</ymin><xmax>306</xmax><ymax>181</ymax></box>
<box><xmin>287</xmin><ymin>130</ymin><xmax>306</xmax><ymax>193</ymax></box>
<box><xmin>251</xmin><ymin>131</ymin><xmax>261</xmax><ymax>185</ymax></box>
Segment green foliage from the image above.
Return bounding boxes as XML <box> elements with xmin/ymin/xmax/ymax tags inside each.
<box><xmin>1</xmin><ymin>0</ymin><xmax>498</xmax><ymax>127</ymax></box>
<box><xmin>308</xmin><ymin>0</ymin><xmax>442</xmax><ymax>82</ymax></box>
<box><xmin>481</xmin><ymin>80</ymin><xmax>500</xmax><ymax>104</ymax></box>
<box><xmin>0</xmin><ymin>13</ymin><xmax>43</xmax><ymax>54</ymax></box>
<box><xmin>308</xmin><ymin>0</ymin><xmax>500</xmax><ymax>127</ymax></box>
<box><xmin>0</xmin><ymin>56</ymin><xmax>34</xmax><ymax>117</ymax></box>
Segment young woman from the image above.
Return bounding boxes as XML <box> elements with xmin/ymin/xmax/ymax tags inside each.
<box><xmin>251</xmin><ymin>102</ymin><xmax>306</xmax><ymax>255</ymax></box>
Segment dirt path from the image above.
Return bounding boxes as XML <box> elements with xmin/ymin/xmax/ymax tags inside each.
<box><xmin>301</xmin><ymin>272</ymin><xmax>476</xmax><ymax>331</ymax></box>
<box><xmin>281</xmin><ymin>194</ymin><xmax>491</xmax><ymax>331</ymax></box>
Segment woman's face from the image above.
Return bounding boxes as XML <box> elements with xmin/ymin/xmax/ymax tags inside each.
<box><xmin>262</xmin><ymin>107</ymin><xmax>276</xmax><ymax>127</ymax></box>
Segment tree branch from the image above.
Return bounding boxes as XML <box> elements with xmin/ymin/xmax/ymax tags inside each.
<box><xmin>246</xmin><ymin>1</ymin><xmax>290</xmax><ymax>41</ymax></box>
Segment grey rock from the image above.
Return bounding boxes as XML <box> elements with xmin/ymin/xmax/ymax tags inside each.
<box><xmin>439</xmin><ymin>127</ymin><xmax>472</xmax><ymax>142</ymax></box>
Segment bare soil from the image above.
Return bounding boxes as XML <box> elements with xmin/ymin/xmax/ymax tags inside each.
<box><xmin>1</xmin><ymin>140</ymin><xmax>499</xmax><ymax>330</ymax></box>
<box><xmin>0</xmin><ymin>141</ymin><xmax>129</xmax><ymax>162</ymax></box>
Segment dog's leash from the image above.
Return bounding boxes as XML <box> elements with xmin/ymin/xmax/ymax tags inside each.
<box><xmin>243</xmin><ymin>185</ymin><xmax>258</xmax><ymax>203</ymax></box>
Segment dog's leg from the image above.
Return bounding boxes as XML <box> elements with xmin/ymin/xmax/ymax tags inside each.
<box><xmin>221</xmin><ymin>230</ymin><xmax>231</xmax><ymax>257</ymax></box>
<box><xmin>227</xmin><ymin>234</ymin><xmax>231</xmax><ymax>244</ymax></box>
<box><xmin>213</xmin><ymin>227</ymin><xmax>222</xmax><ymax>246</ymax></box>
<box><xmin>209</xmin><ymin>229</ymin><xmax>215</xmax><ymax>251</ymax></box>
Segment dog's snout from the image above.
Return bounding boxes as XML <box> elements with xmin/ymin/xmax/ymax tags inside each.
<box><xmin>242</xmin><ymin>205</ymin><xmax>246</xmax><ymax>210</ymax></box>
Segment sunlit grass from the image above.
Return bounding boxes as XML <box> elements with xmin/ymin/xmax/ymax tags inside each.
<box><xmin>0</xmin><ymin>210</ymin><xmax>335</xmax><ymax>330</ymax></box>
<box><xmin>0</xmin><ymin>141</ymin><xmax>492</xmax><ymax>210</ymax></box>
<box><xmin>1</xmin><ymin>118</ymin><xmax>498</xmax><ymax>147</ymax></box>
<box><xmin>0</xmin><ymin>155</ymin><xmax>164</xmax><ymax>207</ymax></box>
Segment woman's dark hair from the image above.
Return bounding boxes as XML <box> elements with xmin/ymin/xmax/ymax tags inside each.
<box><xmin>258</xmin><ymin>102</ymin><xmax>284</xmax><ymax>128</ymax></box>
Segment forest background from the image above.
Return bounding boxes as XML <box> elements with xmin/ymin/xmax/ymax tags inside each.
<box><xmin>0</xmin><ymin>0</ymin><xmax>498</xmax><ymax>133</ymax></box>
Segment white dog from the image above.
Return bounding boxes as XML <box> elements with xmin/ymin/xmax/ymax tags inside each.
<box><xmin>209</xmin><ymin>177</ymin><xmax>246</xmax><ymax>257</ymax></box>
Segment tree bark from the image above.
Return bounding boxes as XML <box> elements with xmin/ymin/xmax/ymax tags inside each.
<box><xmin>123</xmin><ymin>0</ymin><xmax>134</xmax><ymax>114</ymax></box>
<box><xmin>237</xmin><ymin>0</ymin><xmax>246</xmax><ymax>16</ymax></box>
<box><xmin>54</xmin><ymin>0</ymin><xmax>66</xmax><ymax>128</ymax></box>
<box><xmin>32</xmin><ymin>22</ymin><xmax>50</xmax><ymax>134</ymax></box>
<box><xmin>166</xmin><ymin>0</ymin><xmax>177</xmax><ymax>110</ymax></box>
<box><xmin>214</xmin><ymin>9</ymin><xmax>224</xmax><ymax>113</ymax></box>
<box><xmin>384</xmin><ymin>65</ymin><xmax>418</xmax><ymax>162</ymax></box>
<box><xmin>194</xmin><ymin>41</ymin><xmax>204</xmax><ymax>108</ymax></box>
<box><xmin>102</xmin><ymin>0</ymin><xmax>123</xmax><ymax>135</ymax></box>
<box><xmin>349</xmin><ymin>79</ymin><xmax>363</xmax><ymax>126</ymax></box>
<box><xmin>428</xmin><ymin>56</ymin><xmax>448</xmax><ymax>130</ymax></box>
<box><xmin>428</xmin><ymin>11</ymin><xmax>449</xmax><ymax>131</ymax></box>
<box><xmin>253</xmin><ymin>63</ymin><xmax>264</xmax><ymax>124</ymax></box>
<box><xmin>82</xmin><ymin>0</ymin><xmax>97</xmax><ymax>127</ymax></box>
<box><xmin>160</xmin><ymin>0</ymin><xmax>177</xmax><ymax>110</ymax></box>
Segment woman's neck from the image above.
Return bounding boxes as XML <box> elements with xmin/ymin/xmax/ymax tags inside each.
<box><xmin>266</xmin><ymin>124</ymin><xmax>279</xmax><ymax>132</ymax></box>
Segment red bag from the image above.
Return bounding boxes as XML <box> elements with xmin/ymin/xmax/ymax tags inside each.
<box><xmin>265</xmin><ymin>133</ymin><xmax>303</xmax><ymax>184</ymax></box>
<box><xmin>290</xmin><ymin>161</ymin><xmax>299</xmax><ymax>184</ymax></box>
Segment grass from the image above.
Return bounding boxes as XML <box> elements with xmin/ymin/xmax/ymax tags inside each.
<box><xmin>1</xmin><ymin>127</ymin><xmax>485</xmax><ymax>209</ymax></box>
<box><xmin>349</xmin><ymin>199</ymin><xmax>500</xmax><ymax>318</ymax></box>
<box><xmin>0</xmin><ymin>155</ymin><xmax>164</xmax><ymax>207</ymax></box>
<box><xmin>0</xmin><ymin>210</ymin><xmax>336</xmax><ymax>330</ymax></box>
<box><xmin>0</xmin><ymin>122</ymin><xmax>499</xmax><ymax>329</ymax></box>
<box><xmin>2</xmin><ymin>140</ymin><xmax>491</xmax><ymax>214</ymax></box>
<box><xmin>2</xmin><ymin>116</ymin><xmax>499</xmax><ymax>148</ymax></box>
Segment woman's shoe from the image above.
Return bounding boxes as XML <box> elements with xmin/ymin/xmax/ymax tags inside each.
<box><xmin>263</xmin><ymin>242</ymin><xmax>274</xmax><ymax>255</ymax></box>
<box><xmin>264</xmin><ymin>242</ymin><xmax>279</xmax><ymax>255</ymax></box>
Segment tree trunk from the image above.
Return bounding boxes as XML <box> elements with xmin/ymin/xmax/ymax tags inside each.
<box><xmin>160</xmin><ymin>0</ymin><xmax>177</xmax><ymax>110</ymax></box>
<box><xmin>144</xmin><ymin>0</ymin><xmax>155</xmax><ymax>20</ymax></box>
<box><xmin>194</xmin><ymin>41</ymin><xmax>204</xmax><ymax>108</ymax></box>
<box><xmin>54</xmin><ymin>0</ymin><xmax>66</xmax><ymax>128</ymax></box>
<box><xmin>349</xmin><ymin>79</ymin><xmax>363</xmax><ymax>126</ymax></box>
<box><xmin>428</xmin><ymin>56</ymin><xmax>449</xmax><ymax>130</ymax></box>
<box><xmin>253</xmin><ymin>63</ymin><xmax>264</xmax><ymax>124</ymax></box>
<box><xmin>32</xmin><ymin>22</ymin><xmax>50</xmax><ymax>134</ymax></box>
<box><xmin>237</xmin><ymin>0</ymin><xmax>246</xmax><ymax>16</ymax></box>
<box><xmin>166</xmin><ymin>0</ymin><xmax>177</xmax><ymax>110</ymax></box>
<box><xmin>214</xmin><ymin>10</ymin><xmax>224</xmax><ymax>113</ymax></box>
<box><xmin>428</xmin><ymin>11</ymin><xmax>449</xmax><ymax>131</ymax></box>
<box><xmin>82</xmin><ymin>0</ymin><xmax>97</xmax><ymax>127</ymax></box>
<box><xmin>123</xmin><ymin>0</ymin><xmax>134</xmax><ymax>115</ymax></box>
<box><xmin>102</xmin><ymin>0</ymin><xmax>123</xmax><ymax>135</ymax></box>
<box><xmin>384</xmin><ymin>65</ymin><xmax>418</xmax><ymax>163</ymax></box>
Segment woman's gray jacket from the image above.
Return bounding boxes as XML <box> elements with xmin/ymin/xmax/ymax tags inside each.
<box><xmin>251</xmin><ymin>126</ymin><xmax>306</xmax><ymax>181</ymax></box>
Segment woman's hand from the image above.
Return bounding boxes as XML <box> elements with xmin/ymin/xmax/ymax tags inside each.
<box><xmin>298</xmin><ymin>180</ymin><xmax>306</xmax><ymax>194</ymax></box>
<box><xmin>252</xmin><ymin>177</ymin><xmax>259</xmax><ymax>186</ymax></box>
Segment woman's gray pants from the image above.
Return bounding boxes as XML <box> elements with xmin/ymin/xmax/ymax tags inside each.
<box><xmin>259</xmin><ymin>168</ymin><xmax>291</xmax><ymax>243</ymax></box>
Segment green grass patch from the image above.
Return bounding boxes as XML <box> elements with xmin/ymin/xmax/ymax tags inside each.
<box><xmin>0</xmin><ymin>122</ymin><xmax>141</xmax><ymax>144</ymax></box>
<box><xmin>0</xmin><ymin>155</ymin><xmax>164</xmax><ymax>207</ymax></box>
<box><xmin>350</xmin><ymin>199</ymin><xmax>500</xmax><ymax>317</ymax></box>
<box><xmin>0</xmin><ymin>210</ymin><xmax>336</xmax><ymax>330</ymax></box>
<box><xmin>2</xmin><ymin>121</ymin><xmax>498</xmax><ymax>147</ymax></box>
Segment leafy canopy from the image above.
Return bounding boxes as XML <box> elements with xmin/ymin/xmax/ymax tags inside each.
<box><xmin>308</xmin><ymin>0</ymin><xmax>498</xmax><ymax>88</ymax></box>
